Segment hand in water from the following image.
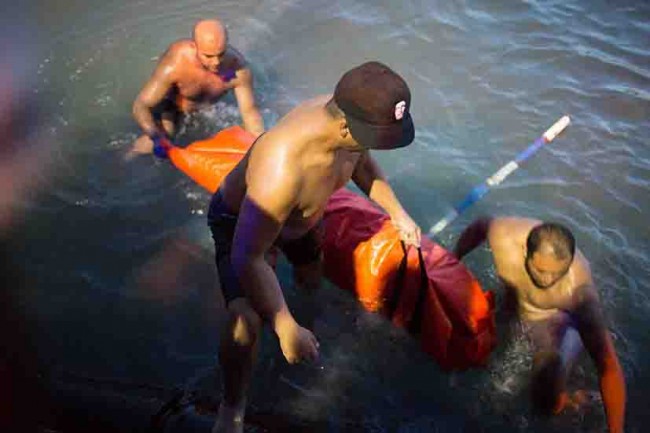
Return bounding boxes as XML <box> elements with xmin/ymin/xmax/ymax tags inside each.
<box><xmin>152</xmin><ymin>135</ymin><xmax>172</xmax><ymax>158</ymax></box>
<box><xmin>126</xmin><ymin>134</ymin><xmax>172</xmax><ymax>160</ymax></box>
<box><xmin>391</xmin><ymin>210</ymin><xmax>421</xmax><ymax>248</ymax></box>
<box><xmin>553</xmin><ymin>389</ymin><xmax>594</xmax><ymax>414</ymax></box>
<box><xmin>275</xmin><ymin>316</ymin><xmax>319</xmax><ymax>364</ymax></box>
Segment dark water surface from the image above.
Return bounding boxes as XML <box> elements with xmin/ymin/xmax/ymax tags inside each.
<box><xmin>2</xmin><ymin>0</ymin><xmax>649</xmax><ymax>431</ymax></box>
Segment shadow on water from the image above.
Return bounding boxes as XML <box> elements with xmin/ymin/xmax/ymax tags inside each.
<box><xmin>5</xmin><ymin>1</ymin><xmax>650</xmax><ymax>432</ymax></box>
<box><xmin>0</xmin><ymin>240</ymin><xmax>51</xmax><ymax>431</ymax></box>
<box><xmin>0</xmin><ymin>11</ymin><xmax>313</xmax><ymax>432</ymax></box>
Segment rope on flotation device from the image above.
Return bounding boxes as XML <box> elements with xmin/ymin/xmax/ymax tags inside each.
<box><xmin>385</xmin><ymin>244</ymin><xmax>436</xmax><ymax>335</ymax></box>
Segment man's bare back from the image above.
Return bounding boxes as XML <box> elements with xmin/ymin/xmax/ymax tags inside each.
<box><xmin>220</xmin><ymin>95</ymin><xmax>363</xmax><ymax>240</ymax></box>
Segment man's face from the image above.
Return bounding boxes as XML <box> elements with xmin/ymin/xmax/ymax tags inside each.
<box><xmin>524</xmin><ymin>249</ymin><xmax>572</xmax><ymax>289</ymax></box>
<box><xmin>196</xmin><ymin>39</ymin><xmax>226</xmax><ymax>73</ymax></box>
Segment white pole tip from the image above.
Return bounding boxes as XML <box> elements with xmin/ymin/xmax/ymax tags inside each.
<box><xmin>543</xmin><ymin>115</ymin><xmax>571</xmax><ymax>142</ymax></box>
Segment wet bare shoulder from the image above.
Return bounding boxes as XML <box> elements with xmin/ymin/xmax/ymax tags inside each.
<box><xmin>245</xmin><ymin>132</ymin><xmax>301</xmax><ymax>212</ymax></box>
<box><xmin>223</xmin><ymin>46</ymin><xmax>247</xmax><ymax>71</ymax></box>
<box><xmin>273</xmin><ymin>96</ymin><xmax>331</xmax><ymax>135</ymax></box>
<box><xmin>491</xmin><ymin>216</ymin><xmax>540</xmax><ymax>237</ymax></box>
<box><xmin>163</xmin><ymin>40</ymin><xmax>193</xmax><ymax>62</ymax></box>
<box><xmin>570</xmin><ymin>250</ymin><xmax>595</xmax><ymax>289</ymax></box>
<box><xmin>486</xmin><ymin>217</ymin><xmax>537</xmax><ymax>279</ymax></box>
<box><xmin>154</xmin><ymin>40</ymin><xmax>192</xmax><ymax>77</ymax></box>
<box><xmin>567</xmin><ymin>279</ymin><xmax>602</xmax><ymax>318</ymax></box>
<box><xmin>488</xmin><ymin>217</ymin><xmax>539</xmax><ymax>251</ymax></box>
<box><xmin>247</xmin><ymin>131</ymin><xmax>297</xmax><ymax>184</ymax></box>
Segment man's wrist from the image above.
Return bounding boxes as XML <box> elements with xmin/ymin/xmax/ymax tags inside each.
<box><xmin>152</xmin><ymin>136</ymin><xmax>170</xmax><ymax>158</ymax></box>
<box><xmin>271</xmin><ymin>309</ymin><xmax>295</xmax><ymax>336</ymax></box>
<box><xmin>145</xmin><ymin>126</ymin><xmax>164</xmax><ymax>139</ymax></box>
<box><xmin>388</xmin><ymin>206</ymin><xmax>407</xmax><ymax>221</ymax></box>
<box><xmin>151</xmin><ymin>132</ymin><xmax>168</xmax><ymax>145</ymax></box>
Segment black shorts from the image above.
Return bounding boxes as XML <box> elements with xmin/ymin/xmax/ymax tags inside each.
<box><xmin>207</xmin><ymin>190</ymin><xmax>323</xmax><ymax>305</ymax></box>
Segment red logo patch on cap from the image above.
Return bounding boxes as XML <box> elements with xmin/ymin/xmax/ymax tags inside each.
<box><xmin>394</xmin><ymin>100</ymin><xmax>406</xmax><ymax>120</ymax></box>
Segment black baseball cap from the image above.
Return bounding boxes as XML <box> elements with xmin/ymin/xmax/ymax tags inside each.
<box><xmin>334</xmin><ymin>61</ymin><xmax>415</xmax><ymax>150</ymax></box>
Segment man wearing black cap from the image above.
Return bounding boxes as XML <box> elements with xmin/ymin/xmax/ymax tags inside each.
<box><xmin>208</xmin><ymin>61</ymin><xmax>420</xmax><ymax>433</ymax></box>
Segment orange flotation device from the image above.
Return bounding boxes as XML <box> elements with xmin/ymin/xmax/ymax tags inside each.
<box><xmin>166</xmin><ymin>125</ymin><xmax>254</xmax><ymax>193</ymax></box>
<box><xmin>166</xmin><ymin>126</ymin><xmax>496</xmax><ymax>370</ymax></box>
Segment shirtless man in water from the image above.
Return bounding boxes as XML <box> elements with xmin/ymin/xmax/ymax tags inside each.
<box><xmin>208</xmin><ymin>62</ymin><xmax>421</xmax><ymax>433</ymax></box>
<box><xmin>454</xmin><ymin>217</ymin><xmax>626</xmax><ymax>433</ymax></box>
<box><xmin>129</xmin><ymin>19</ymin><xmax>264</xmax><ymax>157</ymax></box>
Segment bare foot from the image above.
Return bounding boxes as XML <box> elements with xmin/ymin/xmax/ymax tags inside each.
<box><xmin>212</xmin><ymin>402</ymin><xmax>245</xmax><ymax>433</ymax></box>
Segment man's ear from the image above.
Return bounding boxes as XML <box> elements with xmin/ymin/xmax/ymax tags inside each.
<box><xmin>339</xmin><ymin>118</ymin><xmax>350</xmax><ymax>139</ymax></box>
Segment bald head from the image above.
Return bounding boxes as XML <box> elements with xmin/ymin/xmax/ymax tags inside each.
<box><xmin>193</xmin><ymin>19</ymin><xmax>227</xmax><ymax>48</ymax></box>
<box><xmin>193</xmin><ymin>19</ymin><xmax>227</xmax><ymax>72</ymax></box>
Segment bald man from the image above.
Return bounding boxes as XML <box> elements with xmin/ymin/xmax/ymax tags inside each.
<box><xmin>129</xmin><ymin>19</ymin><xmax>264</xmax><ymax>157</ymax></box>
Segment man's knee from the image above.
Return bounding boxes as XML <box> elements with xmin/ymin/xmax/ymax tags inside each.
<box><xmin>530</xmin><ymin>350</ymin><xmax>565</xmax><ymax>415</ymax></box>
<box><xmin>224</xmin><ymin>300</ymin><xmax>262</xmax><ymax>348</ymax></box>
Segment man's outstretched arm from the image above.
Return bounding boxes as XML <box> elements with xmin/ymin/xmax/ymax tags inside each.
<box><xmin>351</xmin><ymin>150</ymin><xmax>421</xmax><ymax>247</ymax></box>
<box><xmin>231</xmin><ymin>147</ymin><xmax>318</xmax><ymax>364</ymax></box>
<box><xmin>232</xmin><ymin>195</ymin><xmax>288</xmax><ymax>324</ymax></box>
<box><xmin>573</xmin><ymin>285</ymin><xmax>626</xmax><ymax>433</ymax></box>
<box><xmin>453</xmin><ymin>216</ymin><xmax>493</xmax><ymax>259</ymax></box>
<box><xmin>132</xmin><ymin>51</ymin><xmax>176</xmax><ymax>139</ymax></box>
<box><xmin>233</xmin><ymin>68</ymin><xmax>265</xmax><ymax>137</ymax></box>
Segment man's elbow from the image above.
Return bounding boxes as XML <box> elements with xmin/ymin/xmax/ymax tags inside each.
<box><xmin>475</xmin><ymin>215</ymin><xmax>494</xmax><ymax>232</ymax></box>
<box><xmin>231</xmin><ymin>248</ymin><xmax>261</xmax><ymax>278</ymax></box>
<box><xmin>230</xmin><ymin>249</ymin><xmax>250</xmax><ymax>276</ymax></box>
<box><xmin>454</xmin><ymin>215</ymin><xmax>493</xmax><ymax>258</ymax></box>
<box><xmin>470</xmin><ymin>215</ymin><xmax>494</xmax><ymax>242</ymax></box>
<box><xmin>132</xmin><ymin>99</ymin><xmax>146</xmax><ymax>120</ymax></box>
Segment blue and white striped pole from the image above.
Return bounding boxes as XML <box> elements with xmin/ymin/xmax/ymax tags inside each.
<box><xmin>427</xmin><ymin>115</ymin><xmax>571</xmax><ymax>237</ymax></box>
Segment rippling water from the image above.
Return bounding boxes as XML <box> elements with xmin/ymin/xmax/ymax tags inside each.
<box><xmin>2</xmin><ymin>0</ymin><xmax>649</xmax><ymax>431</ymax></box>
